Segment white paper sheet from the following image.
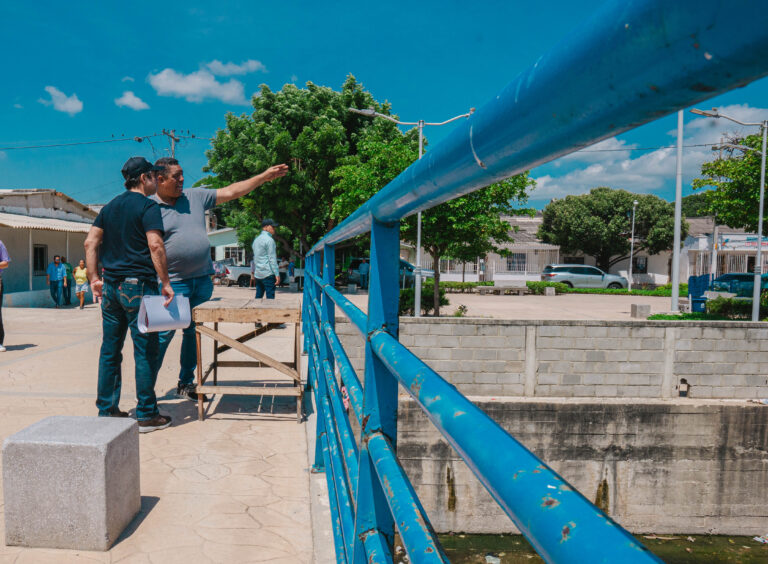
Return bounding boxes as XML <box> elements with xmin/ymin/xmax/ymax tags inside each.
<box><xmin>137</xmin><ymin>294</ymin><xmax>191</xmax><ymax>333</ymax></box>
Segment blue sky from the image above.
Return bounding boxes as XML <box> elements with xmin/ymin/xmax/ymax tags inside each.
<box><xmin>1</xmin><ymin>1</ymin><xmax>767</xmax><ymax>208</ymax></box>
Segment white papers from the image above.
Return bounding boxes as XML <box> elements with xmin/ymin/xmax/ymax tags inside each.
<box><xmin>137</xmin><ymin>294</ymin><xmax>191</xmax><ymax>333</ymax></box>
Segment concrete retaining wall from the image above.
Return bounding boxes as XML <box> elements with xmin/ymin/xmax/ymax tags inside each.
<box><xmin>398</xmin><ymin>398</ymin><xmax>768</xmax><ymax>535</ymax></box>
<box><xmin>336</xmin><ymin>318</ymin><xmax>768</xmax><ymax>399</ymax></box>
<box><xmin>335</xmin><ymin>317</ymin><xmax>768</xmax><ymax>534</ymax></box>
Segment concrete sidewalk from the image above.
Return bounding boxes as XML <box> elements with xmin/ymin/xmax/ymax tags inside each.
<box><xmin>0</xmin><ymin>289</ymin><xmax>325</xmax><ymax>563</ymax></box>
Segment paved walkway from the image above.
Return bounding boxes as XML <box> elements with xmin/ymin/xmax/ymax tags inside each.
<box><xmin>0</xmin><ymin>287</ymin><xmax>328</xmax><ymax>563</ymax></box>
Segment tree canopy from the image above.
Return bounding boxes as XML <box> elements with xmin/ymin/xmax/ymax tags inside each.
<box><xmin>681</xmin><ymin>191</ymin><xmax>713</xmax><ymax>218</ymax></box>
<box><xmin>538</xmin><ymin>187</ymin><xmax>686</xmax><ymax>272</ymax></box>
<box><xmin>692</xmin><ymin>133</ymin><xmax>767</xmax><ymax>234</ymax></box>
<box><xmin>199</xmin><ymin>75</ymin><xmax>413</xmax><ymax>257</ymax></box>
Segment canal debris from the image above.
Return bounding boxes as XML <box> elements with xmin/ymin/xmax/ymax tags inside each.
<box><xmin>753</xmin><ymin>534</ymin><xmax>768</xmax><ymax>544</ymax></box>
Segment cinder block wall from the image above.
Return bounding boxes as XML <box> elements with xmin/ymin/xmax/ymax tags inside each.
<box><xmin>336</xmin><ymin>318</ymin><xmax>768</xmax><ymax>399</ymax></box>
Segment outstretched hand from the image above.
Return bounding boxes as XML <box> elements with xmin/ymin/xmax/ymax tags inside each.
<box><xmin>261</xmin><ymin>164</ymin><xmax>289</xmax><ymax>183</ymax></box>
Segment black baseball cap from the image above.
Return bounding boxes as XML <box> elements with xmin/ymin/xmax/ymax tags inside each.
<box><xmin>261</xmin><ymin>218</ymin><xmax>279</xmax><ymax>228</ymax></box>
<box><xmin>121</xmin><ymin>157</ymin><xmax>164</xmax><ymax>180</ymax></box>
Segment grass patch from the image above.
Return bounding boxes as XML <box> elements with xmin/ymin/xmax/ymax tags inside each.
<box><xmin>647</xmin><ymin>312</ymin><xmax>730</xmax><ymax>321</ymax></box>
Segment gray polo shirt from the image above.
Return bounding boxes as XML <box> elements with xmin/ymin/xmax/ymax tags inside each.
<box><xmin>152</xmin><ymin>188</ymin><xmax>217</xmax><ymax>282</ymax></box>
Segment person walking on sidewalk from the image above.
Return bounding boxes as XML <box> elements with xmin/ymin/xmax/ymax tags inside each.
<box><xmin>73</xmin><ymin>259</ymin><xmax>89</xmax><ymax>309</ymax></box>
<box><xmin>0</xmin><ymin>240</ymin><xmax>10</xmax><ymax>352</ymax></box>
<box><xmin>252</xmin><ymin>219</ymin><xmax>280</xmax><ymax>300</ymax></box>
<box><xmin>84</xmin><ymin>156</ymin><xmax>175</xmax><ymax>433</ymax></box>
<box><xmin>61</xmin><ymin>256</ymin><xmax>73</xmax><ymax>305</ymax></box>
<box><xmin>46</xmin><ymin>255</ymin><xmax>67</xmax><ymax>308</ymax></box>
<box><xmin>151</xmin><ymin>157</ymin><xmax>288</xmax><ymax>401</ymax></box>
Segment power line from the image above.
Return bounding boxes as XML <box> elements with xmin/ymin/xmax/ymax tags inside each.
<box><xmin>577</xmin><ymin>142</ymin><xmax>719</xmax><ymax>153</ymax></box>
<box><xmin>0</xmin><ymin>134</ymin><xmax>161</xmax><ymax>151</ymax></box>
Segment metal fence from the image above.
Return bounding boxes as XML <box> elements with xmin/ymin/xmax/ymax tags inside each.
<box><xmin>303</xmin><ymin>1</ymin><xmax>768</xmax><ymax>561</ymax></box>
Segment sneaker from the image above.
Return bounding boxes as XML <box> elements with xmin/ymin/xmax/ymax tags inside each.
<box><xmin>176</xmin><ymin>383</ymin><xmax>210</xmax><ymax>402</ymax></box>
<box><xmin>138</xmin><ymin>414</ymin><xmax>172</xmax><ymax>433</ymax></box>
<box><xmin>109</xmin><ymin>409</ymin><xmax>130</xmax><ymax>418</ymax></box>
<box><xmin>0</xmin><ymin>345</ymin><xmax>6</xmax><ymax>352</ymax></box>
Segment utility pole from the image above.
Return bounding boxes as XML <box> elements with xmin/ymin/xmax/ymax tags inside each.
<box><xmin>162</xmin><ymin>129</ymin><xmax>180</xmax><ymax>158</ymax></box>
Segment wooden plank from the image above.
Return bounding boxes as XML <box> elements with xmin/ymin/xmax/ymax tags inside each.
<box><xmin>215</xmin><ymin>324</ymin><xmax>275</xmax><ymax>354</ymax></box>
<box><xmin>193</xmin><ymin>308</ymin><xmax>300</xmax><ymax>324</ymax></box>
<box><xmin>215</xmin><ymin>360</ymin><xmax>295</xmax><ymax>368</ymax></box>
<box><xmin>196</xmin><ymin>325</ymin><xmax>300</xmax><ymax>383</ymax></box>
<box><xmin>196</xmin><ymin>385</ymin><xmax>300</xmax><ymax>396</ymax></box>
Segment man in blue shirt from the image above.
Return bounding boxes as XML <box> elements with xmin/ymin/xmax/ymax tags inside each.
<box><xmin>358</xmin><ymin>258</ymin><xmax>370</xmax><ymax>289</ymax></box>
<box><xmin>46</xmin><ymin>255</ymin><xmax>67</xmax><ymax>308</ymax></box>
<box><xmin>252</xmin><ymin>219</ymin><xmax>280</xmax><ymax>299</ymax></box>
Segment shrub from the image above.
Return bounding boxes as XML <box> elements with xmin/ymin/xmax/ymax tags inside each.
<box><xmin>526</xmin><ymin>281</ymin><xmax>569</xmax><ymax>295</ymax></box>
<box><xmin>705</xmin><ymin>296</ymin><xmax>763</xmax><ymax>319</ymax></box>
<box><xmin>399</xmin><ymin>285</ymin><xmax>449</xmax><ymax>316</ymax></box>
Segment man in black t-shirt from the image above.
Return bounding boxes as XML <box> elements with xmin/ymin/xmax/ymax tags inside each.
<box><xmin>84</xmin><ymin>156</ymin><xmax>175</xmax><ymax>433</ymax></box>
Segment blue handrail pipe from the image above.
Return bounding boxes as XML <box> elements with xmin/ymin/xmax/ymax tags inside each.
<box><xmin>303</xmin><ymin>1</ymin><xmax>768</xmax><ymax>562</ymax></box>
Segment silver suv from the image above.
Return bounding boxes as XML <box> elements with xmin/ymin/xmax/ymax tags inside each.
<box><xmin>541</xmin><ymin>264</ymin><xmax>627</xmax><ymax>289</ymax></box>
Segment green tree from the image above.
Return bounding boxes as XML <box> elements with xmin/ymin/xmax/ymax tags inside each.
<box><xmin>333</xmin><ymin>142</ymin><xmax>535</xmax><ymax>315</ymax></box>
<box><xmin>681</xmin><ymin>191</ymin><xmax>713</xmax><ymax>217</ymax></box>
<box><xmin>199</xmin><ymin>75</ymin><xmax>410</xmax><ymax>257</ymax></box>
<box><xmin>692</xmin><ymin>133</ymin><xmax>767</xmax><ymax>234</ymax></box>
<box><xmin>538</xmin><ymin>187</ymin><xmax>686</xmax><ymax>272</ymax></box>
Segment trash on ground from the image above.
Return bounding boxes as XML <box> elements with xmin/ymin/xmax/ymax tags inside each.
<box><xmin>753</xmin><ymin>535</ymin><xmax>768</xmax><ymax>544</ymax></box>
<box><xmin>485</xmin><ymin>555</ymin><xmax>501</xmax><ymax>564</ymax></box>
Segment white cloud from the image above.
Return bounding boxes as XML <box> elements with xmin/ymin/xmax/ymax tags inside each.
<box><xmin>148</xmin><ymin>68</ymin><xmax>249</xmax><ymax>105</ymax></box>
<box><xmin>532</xmin><ymin>103</ymin><xmax>767</xmax><ymax>200</ymax></box>
<box><xmin>38</xmin><ymin>86</ymin><xmax>83</xmax><ymax>116</ymax></box>
<box><xmin>290</xmin><ymin>74</ymin><xmax>298</xmax><ymax>83</ymax></box>
<box><xmin>121</xmin><ymin>76</ymin><xmax>135</xmax><ymax>82</ymax></box>
<box><xmin>206</xmin><ymin>59</ymin><xmax>266</xmax><ymax>76</ymax></box>
<box><xmin>12</xmin><ymin>103</ymin><xmax>22</xmax><ymax>109</ymax></box>
<box><xmin>115</xmin><ymin>91</ymin><xmax>149</xmax><ymax>111</ymax></box>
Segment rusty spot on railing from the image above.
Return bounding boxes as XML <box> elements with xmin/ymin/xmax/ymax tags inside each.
<box><xmin>541</xmin><ymin>496</ymin><xmax>559</xmax><ymax>509</ymax></box>
<box><xmin>561</xmin><ymin>525</ymin><xmax>571</xmax><ymax>541</ymax></box>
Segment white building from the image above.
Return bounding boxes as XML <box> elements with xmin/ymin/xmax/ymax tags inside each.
<box><xmin>0</xmin><ymin>190</ymin><xmax>96</xmax><ymax>307</ymax></box>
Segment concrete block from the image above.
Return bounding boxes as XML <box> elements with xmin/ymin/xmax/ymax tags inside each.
<box><xmin>631</xmin><ymin>304</ymin><xmax>651</xmax><ymax>318</ymax></box>
<box><xmin>474</xmin><ymin>348</ymin><xmax>498</xmax><ymax>360</ymax></box>
<box><xmin>3</xmin><ymin>416</ymin><xmax>140</xmax><ymax>551</ymax></box>
<box><xmin>450</xmin><ymin>348</ymin><xmax>475</xmax><ymax>360</ymax></box>
<box><xmin>544</xmin><ymin>286</ymin><xmax>556</xmax><ymax>296</ymax></box>
<box><xmin>347</xmin><ymin>284</ymin><xmax>358</xmax><ymax>294</ymax></box>
<box><xmin>477</xmin><ymin>324</ymin><xmax>500</xmax><ymax>336</ymax></box>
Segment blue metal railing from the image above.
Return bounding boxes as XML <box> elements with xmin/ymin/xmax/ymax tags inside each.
<box><xmin>303</xmin><ymin>1</ymin><xmax>768</xmax><ymax>562</ymax></box>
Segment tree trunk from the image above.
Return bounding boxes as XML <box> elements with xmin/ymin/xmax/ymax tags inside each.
<box><xmin>432</xmin><ymin>251</ymin><xmax>441</xmax><ymax>317</ymax></box>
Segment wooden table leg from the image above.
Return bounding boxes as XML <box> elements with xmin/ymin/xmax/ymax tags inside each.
<box><xmin>196</xmin><ymin>324</ymin><xmax>204</xmax><ymax>421</ymax></box>
<box><xmin>213</xmin><ymin>322</ymin><xmax>218</xmax><ymax>385</ymax></box>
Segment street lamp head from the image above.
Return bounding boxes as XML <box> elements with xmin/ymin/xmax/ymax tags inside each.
<box><xmin>690</xmin><ymin>107</ymin><xmax>720</xmax><ymax>118</ymax></box>
<box><xmin>348</xmin><ymin>107</ymin><xmax>377</xmax><ymax>117</ymax></box>
<box><xmin>633</xmin><ymin>200</ymin><xmax>639</xmax><ymax>206</ymax></box>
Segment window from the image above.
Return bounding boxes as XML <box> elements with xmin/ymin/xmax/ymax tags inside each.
<box><xmin>224</xmin><ymin>246</ymin><xmax>244</xmax><ymax>265</ymax></box>
<box><xmin>633</xmin><ymin>256</ymin><xmax>648</xmax><ymax>274</ymax></box>
<box><xmin>563</xmin><ymin>256</ymin><xmax>584</xmax><ymax>264</ymax></box>
<box><xmin>506</xmin><ymin>253</ymin><xmax>527</xmax><ymax>271</ymax></box>
<box><xmin>33</xmin><ymin>245</ymin><xmax>47</xmax><ymax>275</ymax></box>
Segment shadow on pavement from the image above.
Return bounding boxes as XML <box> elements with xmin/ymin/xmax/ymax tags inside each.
<box><xmin>112</xmin><ymin>495</ymin><xmax>160</xmax><ymax>547</ymax></box>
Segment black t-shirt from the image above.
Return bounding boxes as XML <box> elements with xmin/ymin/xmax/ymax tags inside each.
<box><xmin>93</xmin><ymin>191</ymin><xmax>164</xmax><ymax>282</ymax></box>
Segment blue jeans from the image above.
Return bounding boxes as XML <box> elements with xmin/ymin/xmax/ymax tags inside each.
<box><xmin>96</xmin><ymin>279</ymin><xmax>160</xmax><ymax>420</ymax></box>
<box><xmin>157</xmin><ymin>275</ymin><xmax>214</xmax><ymax>388</ymax></box>
<box><xmin>49</xmin><ymin>280</ymin><xmax>63</xmax><ymax>306</ymax></box>
<box><xmin>63</xmin><ymin>277</ymin><xmax>73</xmax><ymax>305</ymax></box>
<box><xmin>359</xmin><ymin>273</ymin><xmax>368</xmax><ymax>289</ymax></box>
<box><xmin>255</xmin><ymin>275</ymin><xmax>276</xmax><ymax>299</ymax></box>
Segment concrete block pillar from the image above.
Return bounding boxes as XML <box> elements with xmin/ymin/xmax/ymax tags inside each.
<box><xmin>2</xmin><ymin>416</ymin><xmax>140</xmax><ymax>550</ymax></box>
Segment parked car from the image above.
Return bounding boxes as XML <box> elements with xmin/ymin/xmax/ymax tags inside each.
<box><xmin>541</xmin><ymin>264</ymin><xmax>628</xmax><ymax>289</ymax></box>
<box><xmin>709</xmin><ymin>273</ymin><xmax>768</xmax><ymax>297</ymax></box>
<box><xmin>221</xmin><ymin>264</ymin><xmax>253</xmax><ymax>287</ymax></box>
<box><xmin>345</xmin><ymin>258</ymin><xmax>434</xmax><ymax>288</ymax></box>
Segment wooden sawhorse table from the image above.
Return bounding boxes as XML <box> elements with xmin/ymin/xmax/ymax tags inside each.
<box><xmin>193</xmin><ymin>296</ymin><xmax>302</xmax><ymax>422</ymax></box>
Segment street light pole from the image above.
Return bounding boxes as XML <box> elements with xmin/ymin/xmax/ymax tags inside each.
<box><xmin>671</xmin><ymin>110</ymin><xmax>684</xmax><ymax>312</ymax></box>
<box><xmin>691</xmin><ymin>108</ymin><xmax>768</xmax><ymax>321</ymax></box>
<box><xmin>628</xmin><ymin>200</ymin><xmax>638</xmax><ymax>291</ymax></box>
<box><xmin>348</xmin><ymin>107</ymin><xmax>473</xmax><ymax>316</ymax></box>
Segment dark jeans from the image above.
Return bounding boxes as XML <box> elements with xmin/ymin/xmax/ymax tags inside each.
<box><xmin>49</xmin><ymin>280</ymin><xmax>63</xmax><ymax>306</ymax></box>
<box><xmin>0</xmin><ymin>277</ymin><xmax>4</xmax><ymax>345</ymax></box>
<box><xmin>63</xmin><ymin>277</ymin><xmax>72</xmax><ymax>305</ymax></box>
<box><xmin>255</xmin><ymin>275</ymin><xmax>276</xmax><ymax>299</ymax></box>
<box><xmin>157</xmin><ymin>275</ymin><xmax>214</xmax><ymax>388</ymax></box>
<box><xmin>359</xmin><ymin>273</ymin><xmax>368</xmax><ymax>289</ymax></box>
<box><xmin>96</xmin><ymin>279</ymin><xmax>160</xmax><ymax>420</ymax></box>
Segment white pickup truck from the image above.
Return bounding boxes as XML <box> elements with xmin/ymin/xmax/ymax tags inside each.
<box><xmin>219</xmin><ymin>264</ymin><xmax>305</xmax><ymax>288</ymax></box>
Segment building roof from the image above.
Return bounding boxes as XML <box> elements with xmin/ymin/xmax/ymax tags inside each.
<box><xmin>0</xmin><ymin>212</ymin><xmax>91</xmax><ymax>233</ymax></box>
<box><xmin>685</xmin><ymin>216</ymin><xmax>748</xmax><ymax>238</ymax></box>
<box><xmin>500</xmin><ymin>213</ymin><xmax>554</xmax><ymax>245</ymax></box>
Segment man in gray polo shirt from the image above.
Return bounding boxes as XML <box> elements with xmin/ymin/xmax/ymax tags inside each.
<box><xmin>153</xmin><ymin>157</ymin><xmax>288</xmax><ymax>401</ymax></box>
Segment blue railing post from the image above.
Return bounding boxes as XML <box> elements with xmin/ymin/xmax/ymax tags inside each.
<box><xmin>309</xmin><ymin>253</ymin><xmax>326</xmax><ymax>473</ymax></box>
<box><xmin>353</xmin><ymin>219</ymin><xmax>401</xmax><ymax>563</ymax></box>
<box><xmin>321</xmin><ymin>246</ymin><xmax>336</xmax><ymax>369</ymax></box>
